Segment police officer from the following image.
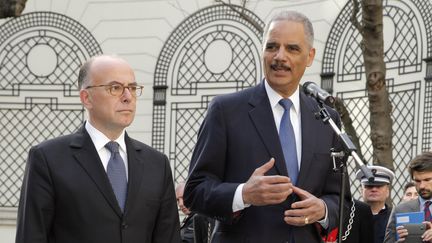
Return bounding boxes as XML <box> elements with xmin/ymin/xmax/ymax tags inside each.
<box><xmin>356</xmin><ymin>165</ymin><xmax>395</xmax><ymax>243</ymax></box>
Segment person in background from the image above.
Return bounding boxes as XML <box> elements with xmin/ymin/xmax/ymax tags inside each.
<box><xmin>177</xmin><ymin>181</ymin><xmax>213</xmax><ymax>243</ymax></box>
<box><xmin>184</xmin><ymin>10</ymin><xmax>347</xmax><ymax>243</ymax></box>
<box><xmin>15</xmin><ymin>55</ymin><xmax>181</xmax><ymax>243</ymax></box>
<box><xmin>356</xmin><ymin>165</ymin><xmax>394</xmax><ymax>243</ymax></box>
<box><xmin>402</xmin><ymin>181</ymin><xmax>419</xmax><ymax>202</ymax></box>
<box><xmin>384</xmin><ymin>152</ymin><xmax>432</xmax><ymax>243</ymax></box>
<box><xmin>177</xmin><ymin>182</ymin><xmax>192</xmax><ymax>216</ymax></box>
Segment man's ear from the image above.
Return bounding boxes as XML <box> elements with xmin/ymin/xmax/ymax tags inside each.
<box><xmin>80</xmin><ymin>89</ymin><xmax>92</xmax><ymax>109</ymax></box>
<box><xmin>306</xmin><ymin>47</ymin><xmax>316</xmax><ymax>67</ymax></box>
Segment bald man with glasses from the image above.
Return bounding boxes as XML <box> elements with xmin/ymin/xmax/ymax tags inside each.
<box><xmin>16</xmin><ymin>55</ymin><xmax>181</xmax><ymax>243</ymax></box>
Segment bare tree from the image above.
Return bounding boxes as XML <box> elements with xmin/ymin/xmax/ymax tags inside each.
<box><xmin>215</xmin><ymin>0</ymin><xmax>263</xmax><ymax>33</ymax></box>
<box><xmin>0</xmin><ymin>0</ymin><xmax>27</xmax><ymax>18</ymax></box>
<box><xmin>351</xmin><ymin>0</ymin><xmax>394</xmax><ymax>171</ymax></box>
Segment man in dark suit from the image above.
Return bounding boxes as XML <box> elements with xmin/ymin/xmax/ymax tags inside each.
<box><xmin>15</xmin><ymin>55</ymin><xmax>181</xmax><ymax>243</ymax></box>
<box><xmin>324</xmin><ymin>199</ymin><xmax>374</xmax><ymax>243</ymax></box>
<box><xmin>184</xmin><ymin>10</ymin><xmax>346</xmax><ymax>243</ymax></box>
<box><xmin>384</xmin><ymin>152</ymin><xmax>432</xmax><ymax>243</ymax></box>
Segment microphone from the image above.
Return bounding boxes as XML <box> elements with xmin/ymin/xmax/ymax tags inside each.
<box><xmin>303</xmin><ymin>81</ymin><xmax>335</xmax><ymax>106</ymax></box>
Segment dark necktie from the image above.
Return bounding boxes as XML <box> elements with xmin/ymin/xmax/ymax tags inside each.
<box><xmin>278</xmin><ymin>99</ymin><xmax>299</xmax><ymax>185</ymax></box>
<box><xmin>425</xmin><ymin>201</ymin><xmax>432</xmax><ymax>222</ymax></box>
<box><xmin>105</xmin><ymin>141</ymin><xmax>127</xmax><ymax>211</ymax></box>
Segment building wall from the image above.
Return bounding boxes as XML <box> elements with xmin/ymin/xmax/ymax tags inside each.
<box><xmin>2</xmin><ymin>0</ymin><xmax>431</xmax><ymax>241</ymax></box>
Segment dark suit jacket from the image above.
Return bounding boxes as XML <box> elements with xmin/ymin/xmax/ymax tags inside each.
<box><xmin>384</xmin><ymin>199</ymin><xmax>420</xmax><ymax>243</ymax></box>
<box><xmin>193</xmin><ymin>214</ymin><xmax>214</xmax><ymax>243</ymax></box>
<box><xmin>340</xmin><ymin>200</ymin><xmax>374</xmax><ymax>243</ymax></box>
<box><xmin>16</xmin><ymin>125</ymin><xmax>181</xmax><ymax>243</ymax></box>
<box><xmin>180</xmin><ymin>213</ymin><xmax>214</xmax><ymax>243</ymax></box>
<box><xmin>184</xmin><ymin>82</ymin><xmax>346</xmax><ymax>243</ymax></box>
<box><xmin>373</xmin><ymin>205</ymin><xmax>391</xmax><ymax>243</ymax></box>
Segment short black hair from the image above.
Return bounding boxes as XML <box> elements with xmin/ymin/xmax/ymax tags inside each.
<box><xmin>404</xmin><ymin>181</ymin><xmax>415</xmax><ymax>192</ymax></box>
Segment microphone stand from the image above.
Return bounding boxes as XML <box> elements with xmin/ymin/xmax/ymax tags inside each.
<box><xmin>312</xmin><ymin>100</ymin><xmax>374</xmax><ymax>243</ymax></box>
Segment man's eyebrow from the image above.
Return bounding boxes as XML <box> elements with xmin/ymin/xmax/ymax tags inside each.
<box><xmin>106</xmin><ymin>81</ymin><xmax>138</xmax><ymax>85</ymax></box>
<box><xmin>265</xmin><ymin>41</ymin><xmax>278</xmax><ymax>46</ymax></box>
<box><xmin>285</xmin><ymin>43</ymin><xmax>301</xmax><ymax>49</ymax></box>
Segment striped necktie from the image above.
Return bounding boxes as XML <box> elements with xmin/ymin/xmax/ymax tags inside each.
<box><xmin>425</xmin><ymin>201</ymin><xmax>432</xmax><ymax>222</ymax></box>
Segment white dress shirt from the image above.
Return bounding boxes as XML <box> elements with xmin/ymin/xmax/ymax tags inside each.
<box><xmin>231</xmin><ymin>81</ymin><xmax>328</xmax><ymax>228</ymax></box>
<box><xmin>419</xmin><ymin>197</ymin><xmax>432</xmax><ymax>213</ymax></box>
<box><xmin>232</xmin><ymin>80</ymin><xmax>301</xmax><ymax>212</ymax></box>
<box><xmin>85</xmin><ymin>121</ymin><xmax>129</xmax><ymax>180</ymax></box>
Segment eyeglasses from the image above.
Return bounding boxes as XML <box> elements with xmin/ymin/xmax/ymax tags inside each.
<box><xmin>85</xmin><ymin>83</ymin><xmax>144</xmax><ymax>97</ymax></box>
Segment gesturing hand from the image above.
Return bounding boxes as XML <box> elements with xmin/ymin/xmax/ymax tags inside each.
<box><xmin>242</xmin><ymin>158</ymin><xmax>293</xmax><ymax>206</ymax></box>
<box><xmin>284</xmin><ymin>186</ymin><xmax>326</xmax><ymax>226</ymax></box>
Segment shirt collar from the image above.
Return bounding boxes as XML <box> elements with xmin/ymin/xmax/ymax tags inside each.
<box><xmin>85</xmin><ymin>121</ymin><xmax>127</xmax><ymax>153</ymax></box>
<box><xmin>419</xmin><ymin>196</ymin><xmax>431</xmax><ymax>208</ymax></box>
<box><xmin>264</xmin><ymin>79</ymin><xmax>300</xmax><ymax>113</ymax></box>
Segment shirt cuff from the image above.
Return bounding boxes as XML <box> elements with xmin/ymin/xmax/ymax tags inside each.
<box><xmin>232</xmin><ymin>183</ymin><xmax>251</xmax><ymax>212</ymax></box>
<box><xmin>317</xmin><ymin>199</ymin><xmax>329</xmax><ymax>229</ymax></box>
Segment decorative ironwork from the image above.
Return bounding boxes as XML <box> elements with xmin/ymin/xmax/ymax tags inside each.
<box><xmin>0</xmin><ymin>11</ymin><xmax>102</xmax><ymax>207</ymax></box>
<box><xmin>335</xmin><ymin>2</ymin><xmax>422</xmax><ymax>82</ymax></box>
<box><xmin>340</xmin><ymin>81</ymin><xmax>420</xmax><ymax>201</ymax></box>
<box><xmin>169</xmin><ymin>101</ymin><xmax>210</xmax><ymax>182</ymax></box>
<box><xmin>322</xmin><ymin>0</ymin><xmax>431</xmax><ymax>85</ymax></box>
<box><xmin>322</xmin><ymin>0</ymin><xmax>431</xmax><ymax>203</ymax></box>
<box><xmin>424</xmin><ymin>78</ymin><xmax>432</xmax><ymax>151</ymax></box>
<box><xmin>152</xmin><ymin>4</ymin><xmax>264</xmax><ymax>182</ymax></box>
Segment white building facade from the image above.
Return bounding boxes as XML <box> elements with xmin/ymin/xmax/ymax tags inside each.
<box><xmin>0</xmin><ymin>0</ymin><xmax>431</xmax><ymax>241</ymax></box>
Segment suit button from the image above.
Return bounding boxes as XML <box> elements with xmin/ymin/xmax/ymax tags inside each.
<box><xmin>122</xmin><ymin>222</ymin><xmax>128</xmax><ymax>229</ymax></box>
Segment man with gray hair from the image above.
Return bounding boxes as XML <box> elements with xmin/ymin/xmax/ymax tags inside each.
<box><xmin>184</xmin><ymin>10</ymin><xmax>347</xmax><ymax>243</ymax></box>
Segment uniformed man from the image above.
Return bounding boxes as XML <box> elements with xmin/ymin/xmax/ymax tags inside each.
<box><xmin>356</xmin><ymin>165</ymin><xmax>395</xmax><ymax>243</ymax></box>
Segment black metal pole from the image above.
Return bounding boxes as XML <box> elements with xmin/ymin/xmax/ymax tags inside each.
<box><xmin>337</xmin><ymin>163</ymin><xmax>347</xmax><ymax>243</ymax></box>
<box><xmin>308</xmin><ymin>99</ymin><xmax>374</xmax><ymax>243</ymax></box>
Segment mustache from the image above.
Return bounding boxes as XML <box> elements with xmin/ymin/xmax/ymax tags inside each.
<box><xmin>419</xmin><ymin>189</ymin><xmax>431</xmax><ymax>194</ymax></box>
<box><xmin>270</xmin><ymin>62</ymin><xmax>291</xmax><ymax>71</ymax></box>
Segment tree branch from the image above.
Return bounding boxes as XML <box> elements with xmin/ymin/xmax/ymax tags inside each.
<box><xmin>215</xmin><ymin>0</ymin><xmax>263</xmax><ymax>33</ymax></box>
<box><xmin>0</xmin><ymin>0</ymin><xmax>27</xmax><ymax>18</ymax></box>
<box><xmin>350</xmin><ymin>0</ymin><xmax>363</xmax><ymax>37</ymax></box>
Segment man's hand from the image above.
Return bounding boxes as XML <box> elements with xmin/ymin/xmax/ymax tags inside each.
<box><xmin>396</xmin><ymin>225</ymin><xmax>407</xmax><ymax>242</ymax></box>
<box><xmin>422</xmin><ymin>221</ymin><xmax>432</xmax><ymax>242</ymax></box>
<box><xmin>283</xmin><ymin>186</ymin><xmax>325</xmax><ymax>226</ymax></box>
<box><xmin>242</xmin><ymin>158</ymin><xmax>293</xmax><ymax>206</ymax></box>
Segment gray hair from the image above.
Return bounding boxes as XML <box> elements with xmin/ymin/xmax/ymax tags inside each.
<box><xmin>77</xmin><ymin>57</ymin><xmax>95</xmax><ymax>90</ymax></box>
<box><xmin>77</xmin><ymin>54</ymin><xmax>124</xmax><ymax>89</ymax></box>
<box><xmin>262</xmin><ymin>10</ymin><xmax>314</xmax><ymax>48</ymax></box>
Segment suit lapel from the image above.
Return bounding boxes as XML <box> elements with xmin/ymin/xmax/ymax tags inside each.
<box><xmin>123</xmin><ymin>134</ymin><xmax>145</xmax><ymax>215</ymax></box>
<box><xmin>296</xmin><ymin>92</ymin><xmax>320</xmax><ymax>186</ymax></box>
<box><xmin>248</xmin><ymin>82</ymin><xmax>287</xmax><ymax>176</ymax></box>
<box><xmin>248</xmin><ymin>85</ymin><xmax>324</xmax><ymax>183</ymax></box>
<box><xmin>70</xmin><ymin>126</ymin><xmax>123</xmax><ymax>217</ymax></box>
